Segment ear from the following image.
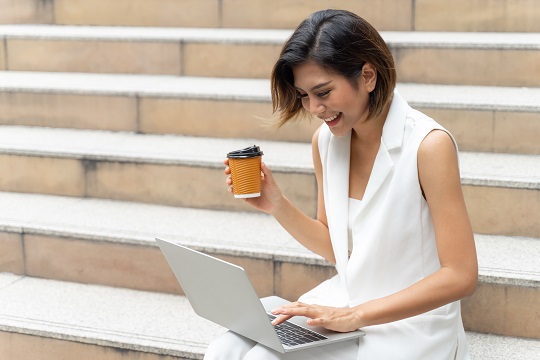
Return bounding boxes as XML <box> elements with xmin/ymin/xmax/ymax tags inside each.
<box><xmin>360</xmin><ymin>63</ymin><xmax>377</xmax><ymax>92</ymax></box>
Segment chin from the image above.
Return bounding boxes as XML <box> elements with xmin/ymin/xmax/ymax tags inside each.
<box><xmin>327</xmin><ymin>125</ymin><xmax>349</xmax><ymax>137</ymax></box>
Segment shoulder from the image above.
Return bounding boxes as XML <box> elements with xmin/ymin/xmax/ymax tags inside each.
<box><xmin>402</xmin><ymin>107</ymin><xmax>455</xmax><ymax>155</ymax></box>
<box><xmin>417</xmin><ymin>129</ymin><xmax>460</xmax><ymax>194</ymax></box>
<box><xmin>418</xmin><ymin>129</ymin><xmax>457</xmax><ymax>162</ymax></box>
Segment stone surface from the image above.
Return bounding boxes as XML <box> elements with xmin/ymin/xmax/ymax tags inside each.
<box><xmin>54</xmin><ymin>0</ymin><xmax>220</xmax><ymax>27</ymax></box>
<box><xmin>415</xmin><ymin>0</ymin><xmax>540</xmax><ymax>32</ymax></box>
<box><xmin>7</xmin><ymin>39</ymin><xmax>182</xmax><ymax>75</ymax></box>
<box><xmin>0</xmin><ymin>191</ymin><xmax>537</xmax><ymax>290</ymax></box>
<box><xmin>0</xmin><ymin>274</ymin><xmax>539</xmax><ymax>359</ymax></box>
<box><xmin>0</xmin><ymin>92</ymin><xmax>138</xmax><ymax>131</ymax></box>
<box><xmin>0</xmin><ymin>0</ymin><xmax>53</xmax><ymax>24</ymax></box>
<box><xmin>0</xmin><ymin>274</ymin><xmax>226</xmax><ymax>357</ymax></box>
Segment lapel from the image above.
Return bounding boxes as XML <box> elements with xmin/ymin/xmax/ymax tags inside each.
<box><xmin>325</xmin><ymin>130</ymin><xmax>351</xmax><ymax>268</ymax></box>
<box><xmin>323</xmin><ymin>90</ymin><xmax>409</xmax><ymax>270</ymax></box>
<box><xmin>360</xmin><ymin>90</ymin><xmax>408</xmax><ymax>208</ymax></box>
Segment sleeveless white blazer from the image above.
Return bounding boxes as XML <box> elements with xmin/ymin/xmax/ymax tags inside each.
<box><xmin>298</xmin><ymin>91</ymin><xmax>470</xmax><ymax>359</ymax></box>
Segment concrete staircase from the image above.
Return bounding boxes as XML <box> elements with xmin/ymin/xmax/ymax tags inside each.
<box><xmin>0</xmin><ymin>1</ymin><xmax>539</xmax><ymax>359</ymax></box>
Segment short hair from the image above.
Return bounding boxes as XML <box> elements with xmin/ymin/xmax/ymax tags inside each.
<box><xmin>271</xmin><ymin>9</ymin><xmax>396</xmax><ymax>126</ymax></box>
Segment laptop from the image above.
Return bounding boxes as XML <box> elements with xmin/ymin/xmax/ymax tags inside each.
<box><xmin>156</xmin><ymin>238</ymin><xmax>365</xmax><ymax>353</ymax></box>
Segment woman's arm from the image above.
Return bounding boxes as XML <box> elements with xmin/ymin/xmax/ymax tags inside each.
<box><xmin>225</xmin><ymin>126</ymin><xmax>334</xmax><ymax>262</ymax></box>
<box><xmin>272</xmin><ymin>126</ymin><xmax>334</xmax><ymax>262</ymax></box>
<box><xmin>272</xmin><ymin>130</ymin><xmax>478</xmax><ymax>331</ymax></box>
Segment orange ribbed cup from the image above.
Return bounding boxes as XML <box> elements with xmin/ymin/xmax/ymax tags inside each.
<box><xmin>228</xmin><ymin>156</ymin><xmax>262</xmax><ymax>198</ymax></box>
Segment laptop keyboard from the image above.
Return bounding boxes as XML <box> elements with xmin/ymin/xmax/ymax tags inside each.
<box><xmin>268</xmin><ymin>314</ymin><xmax>328</xmax><ymax>346</ymax></box>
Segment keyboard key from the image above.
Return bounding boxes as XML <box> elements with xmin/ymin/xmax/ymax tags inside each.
<box><xmin>268</xmin><ymin>314</ymin><xmax>328</xmax><ymax>346</ymax></box>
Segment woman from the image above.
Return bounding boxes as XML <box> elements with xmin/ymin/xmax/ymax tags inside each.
<box><xmin>205</xmin><ymin>9</ymin><xmax>478</xmax><ymax>360</ymax></box>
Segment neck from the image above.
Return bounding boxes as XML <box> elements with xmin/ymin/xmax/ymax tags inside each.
<box><xmin>352</xmin><ymin>99</ymin><xmax>391</xmax><ymax>145</ymax></box>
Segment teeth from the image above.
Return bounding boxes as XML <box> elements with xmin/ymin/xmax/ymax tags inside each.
<box><xmin>324</xmin><ymin>113</ymin><xmax>340</xmax><ymax>122</ymax></box>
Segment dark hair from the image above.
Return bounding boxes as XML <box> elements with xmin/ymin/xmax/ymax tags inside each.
<box><xmin>271</xmin><ymin>9</ymin><xmax>396</xmax><ymax>126</ymax></box>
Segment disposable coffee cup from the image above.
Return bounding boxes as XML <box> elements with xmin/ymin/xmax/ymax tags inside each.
<box><xmin>227</xmin><ymin>145</ymin><xmax>264</xmax><ymax>198</ymax></box>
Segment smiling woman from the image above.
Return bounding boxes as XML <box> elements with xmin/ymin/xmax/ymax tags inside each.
<box><xmin>291</xmin><ymin>61</ymin><xmax>375</xmax><ymax>137</ymax></box>
<box><xmin>208</xmin><ymin>8</ymin><xmax>477</xmax><ymax>360</ymax></box>
<box><xmin>270</xmin><ymin>10</ymin><xmax>395</xmax><ymax>127</ymax></box>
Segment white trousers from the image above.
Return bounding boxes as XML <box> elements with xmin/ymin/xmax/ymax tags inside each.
<box><xmin>204</xmin><ymin>331</ymin><xmax>360</xmax><ymax>360</ymax></box>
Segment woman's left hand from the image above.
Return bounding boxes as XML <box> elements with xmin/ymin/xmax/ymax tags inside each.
<box><xmin>271</xmin><ymin>302</ymin><xmax>363</xmax><ymax>333</ymax></box>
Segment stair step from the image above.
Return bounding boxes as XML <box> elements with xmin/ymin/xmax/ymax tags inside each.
<box><xmin>1</xmin><ymin>71</ymin><xmax>537</xmax><ymax>111</ymax></box>
<box><xmin>0</xmin><ymin>25</ymin><xmax>287</xmax><ymax>78</ymax></box>
<box><xmin>0</xmin><ymin>191</ymin><xmax>538</xmax><ymax>338</ymax></box>
<box><xmin>0</xmin><ymin>273</ymin><xmax>539</xmax><ymax>359</ymax></box>
<box><xmin>0</xmin><ymin>1</ymin><xmax>536</xmax><ymax>357</ymax></box>
<box><xmin>1</xmin><ymin>25</ymin><xmax>539</xmax><ymax>86</ymax></box>
<box><xmin>0</xmin><ymin>125</ymin><xmax>316</xmax><ymax>216</ymax></box>
<box><xmin>461</xmin><ymin>235</ymin><xmax>540</xmax><ymax>338</ymax></box>
<box><xmin>0</xmin><ymin>125</ymin><xmax>539</xmax><ymax>237</ymax></box>
<box><xmin>0</xmin><ymin>0</ymin><xmax>53</xmax><ymax>25</ymax></box>
<box><xmin>3</xmin><ymin>0</ymin><xmax>540</xmax><ymax>32</ymax></box>
<box><xmin>0</xmin><ymin>71</ymin><xmax>539</xmax><ymax>153</ymax></box>
<box><xmin>467</xmin><ymin>332</ymin><xmax>540</xmax><ymax>360</ymax></box>
<box><xmin>0</xmin><ymin>191</ymin><xmax>317</xmax><ymax>297</ymax></box>
<box><xmin>0</xmin><ymin>273</ymin><xmax>225</xmax><ymax>359</ymax></box>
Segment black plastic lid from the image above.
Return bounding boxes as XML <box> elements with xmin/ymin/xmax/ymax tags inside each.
<box><xmin>227</xmin><ymin>145</ymin><xmax>264</xmax><ymax>158</ymax></box>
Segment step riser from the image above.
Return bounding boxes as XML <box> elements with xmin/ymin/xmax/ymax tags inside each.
<box><xmin>423</xmin><ymin>108</ymin><xmax>540</xmax><ymax>155</ymax></box>
<box><xmin>464</xmin><ymin>186</ymin><xmax>540</xmax><ymax>238</ymax></box>
<box><xmin>55</xmin><ymin>0</ymin><xmax>220</xmax><ymax>28</ymax></box>
<box><xmin>462</xmin><ymin>282</ymin><xmax>540</xmax><ymax>340</ymax></box>
<box><xmin>3</xmin><ymin>0</ymin><xmax>540</xmax><ymax>32</ymax></box>
<box><xmin>0</xmin><ymin>43</ymin><xmax>4</xmax><ymax>69</ymax></box>
<box><xmin>3</xmin><ymin>39</ymin><xmax>540</xmax><ymax>87</ymax></box>
<box><xmin>0</xmin><ymin>233</ymin><xmax>24</xmax><ymax>274</ymax></box>
<box><xmin>1</xmin><ymin>92</ymin><xmax>539</xmax><ymax>155</ymax></box>
<box><xmin>137</xmin><ymin>98</ymin><xmax>317</xmax><ymax>143</ymax></box>
<box><xmin>2</xmin><ymin>232</ymin><xmax>537</xmax><ymax>339</ymax></box>
<box><xmin>182</xmin><ymin>43</ymin><xmax>281</xmax><ymax>79</ymax></box>
<box><xmin>23</xmin><ymin>234</ymin><xmax>183</xmax><ymax>295</ymax></box>
<box><xmin>5</xmin><ymin>39</ymin><xmax>183</xmax><ymax>75</ymax></box>
<box><xmin>394</xmin><ymin>48</ymin><xmax>540</xmax><ymax>87</ymax></box>
<box><xmin>1</xmin><ymin>153</ymin><xmax>538</xmax><ymax>237</ymax></box>
<box><xmin>218</xmin><ymin>0</ymin><xmax>413</xmax><ymax>31</ymax></box>
<box><xmin>31</xmin><ymin>0</ymin><xmax>414</xmax><ymax>30</ymax></box>
<box><xmin>0</xmin><ymin>332</ymin><xmax>190</xmax><ymax>360</ymax></box>
<box><xmin>0</xmin><ymin>0</ymin><xmax>53</xmax><ymax>25</ymax></box>
<box><xmin>0</xmin><ymin>154</ymin><xmax>318</xmax><ymax>217</ymax></box>
<box><xmin>415</xmin><ymin>0</ymin><xmax>540</xmax><ymax>32</ymax></box>
<box><xmin>0</xmin><ymin>92</ymin><xmax>138</xmax><ymax>132</ymax></box>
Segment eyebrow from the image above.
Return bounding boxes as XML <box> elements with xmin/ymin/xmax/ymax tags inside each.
<box><xmin>295</xmin><ymin>81</ymin><xmax>333</xmax><ymax>92</ymax></box>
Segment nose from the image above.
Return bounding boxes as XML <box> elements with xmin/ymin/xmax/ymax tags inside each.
<box><xmin>305</xmin><ymin>98</ymin><xmax>325</xmax><ymax>115</ymax></box>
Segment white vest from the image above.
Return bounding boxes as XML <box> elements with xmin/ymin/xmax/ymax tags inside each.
<box><xmin>299</xmin><ymin>91</ymin><xmax>469</xmax><ymax>359</ymax></box>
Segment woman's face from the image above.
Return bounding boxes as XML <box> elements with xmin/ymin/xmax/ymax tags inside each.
<box><xmin>292</xmin><ymin>61</ymin><xmax>372</xmax><ymax>136</ymax></box>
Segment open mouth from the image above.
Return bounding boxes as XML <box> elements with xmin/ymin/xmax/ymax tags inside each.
<box><xmin>324</xmin><ymin>112</ymin><xmax>342</xmax><ymax>126</ymax></box>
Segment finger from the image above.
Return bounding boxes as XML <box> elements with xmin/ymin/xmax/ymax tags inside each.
<box><xmin>307</xmin><ymin>317</ymin><xmax>324</xmax><ymax>327</ymax></box>
<box><xmin>223</xmin><ymin>159</ymin><xmax>229</xmax><ymax>165</ymax></box>
<box><xmin>273</xmin><ymin>301</ymin><xmax>308</xmax><ymax>311</ymax></box>
<box><xmin>224</xmin><ymin>166</ymin><xmax>231</xmax><ymax>175</ymax></box>
<box><xmin>260</xmin><ymin>162</ymin><xmax>274</xmax><ymax>183</ymax></box>
<box><xmin>272</xmin><ymin>305</ymin><xmax>313</xmax><ymax>318</ymax></box>
<box><xmin>272</xmin><ymin>301</ymin><xmax>309</xmax><ymax>310</ymax></box>
<box><xmin>271</xmin><ymin>314</ymin><xmax>292</xmax><ymax>326</ymax></box>
<box><xmin>261</xmin><ymin>162</ymin><xmax>272</xmax><ymax>177</ymax></box>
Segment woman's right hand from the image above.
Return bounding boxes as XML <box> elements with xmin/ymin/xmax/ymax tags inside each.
<box><xmin>224</xmin><ymin>159</ymin><xmax>285</xmax><ymax>215</ymax></box>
